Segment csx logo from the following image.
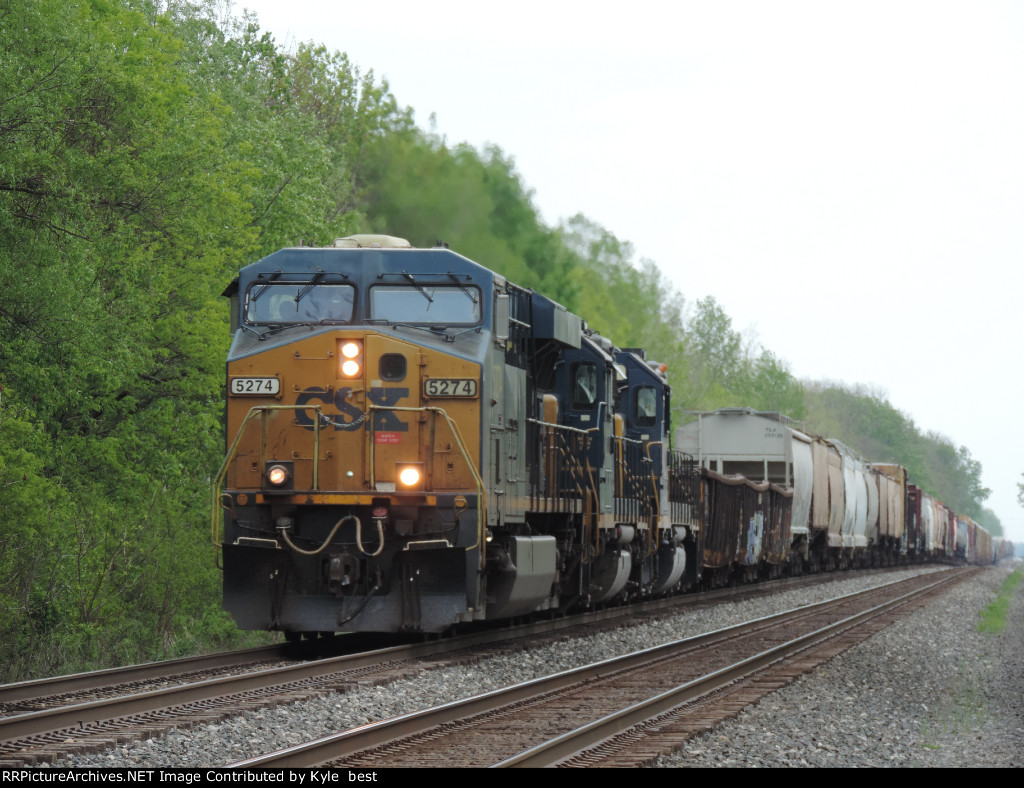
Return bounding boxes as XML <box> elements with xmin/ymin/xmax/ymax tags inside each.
<box><xmin>295</xmin><ymin>386</ymin><xmax>408</xmax><ymax>432</ymax></box>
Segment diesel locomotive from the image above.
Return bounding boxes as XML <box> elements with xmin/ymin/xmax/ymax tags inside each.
<box><xmin>213</xmin><ymin>235</ymin><xmax>1004</xmax><ymax>638</ymax></box>
<box><xmin>215</xmin><ymin>235</ymin><xmax>696</xmax><ymax>636</ymax></box>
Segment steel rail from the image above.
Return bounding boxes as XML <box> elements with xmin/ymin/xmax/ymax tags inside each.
<box><xmin>0</xmin><ymin>633</ymin><xmax>489</xmax><ymax>744</ymax></box>
<box><xmin>494</xmin><ymin>568</ymin><xmax>970</xmax><ymax>767</ymax></box>
<box><xmin>0</xmin><ymin>645</ymin><xmax>287</xmax><ymax>707</ymax></box>
<box><xmin>226</xmin><ymin>568</ymin><xmax>968</xmax><ymax>768</ymax></box>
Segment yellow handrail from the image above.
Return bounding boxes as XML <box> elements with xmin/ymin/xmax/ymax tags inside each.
<box><xmin>210</xmin><ymin>404</ymin><xmax>323</xmax><ymax>558</ymax></box>
<box><xmin>212</xmin><ymin>403</ymin><xmax>484</xmax><ymax>570</ymax></box>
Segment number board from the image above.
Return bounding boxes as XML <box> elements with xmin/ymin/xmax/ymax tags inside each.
<box><xmin>230</xmin><ymin>377</ymin><xmax>280</xmax><ymax>395</ymax></box>
<box><xmin>424</xmin><ymin>378</ymin><xmax>478</xmax><ymax>398</ymax></box>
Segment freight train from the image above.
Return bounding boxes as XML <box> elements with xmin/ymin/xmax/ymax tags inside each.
<box><xmin>213</xmin><ymin>235</ymin><xmax>1006</xmax><ymax>638</ymax></box>
<box><xmin>678</xmin><ymin>409</ymin><xmax>1009</xmax><ymax>574</ymax></box>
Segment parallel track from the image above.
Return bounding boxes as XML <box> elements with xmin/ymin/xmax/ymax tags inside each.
<box><xmin>228</xmin><ymin>568</ymin><xmax>974</xmax><ymax>768</ymax></box>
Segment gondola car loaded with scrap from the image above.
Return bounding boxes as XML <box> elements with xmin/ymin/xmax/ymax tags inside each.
<box><xmin>213</xmin><ymin>235</ymin><xmax>1003</xmax><ymax>638</ymax></box>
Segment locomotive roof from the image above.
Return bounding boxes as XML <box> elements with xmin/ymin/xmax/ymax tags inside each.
<box><xmin>231</xmin><ymin>244</ymin><xmax>500</xmax><ymax>291</ymax></box>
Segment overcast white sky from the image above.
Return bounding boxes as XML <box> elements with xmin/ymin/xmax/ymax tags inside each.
<box><xmin>236</xmin><ymin>0</ymin><xmax>1024</xmax><ymax>541</ymax></box>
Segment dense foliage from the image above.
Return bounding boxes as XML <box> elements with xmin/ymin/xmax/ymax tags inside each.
<box><xmin>0</xmin><ymin>0</ymin><xmax>395</xmax><ymax>678</ymax></box>
<box><xmin>0</xmin><ymin>0</ymin><xmax>1000</xmax><ymax>680</ymax></box>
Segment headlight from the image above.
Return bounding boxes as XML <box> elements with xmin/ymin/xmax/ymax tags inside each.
<box><xmin>267</xmin><ymin>465</ymin><xmax>289</xmax><ymax>486</ymax></box>
<box><xmin>341</xmin><ymin>342</ymin><xmax>360</xmax><ymax>359</ymax></box>
<box><xmin>339</xmin><ymin>340</ymin><xmax>362</xmax><ymax>378</ymax></box>
<box><xmin>263</xmin><ymin>462</ymin><xmax>294</xmax><ymax>492</ymax></box>
<box><xmin>396</xmin><ymin>464</ymin><xmax>424</xmax><ymax>489</ymax></box>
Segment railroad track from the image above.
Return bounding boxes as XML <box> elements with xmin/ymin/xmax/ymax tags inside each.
<box><xmin>0</xmin><ymin>625</ymin><xmax>443</xmax><ymax>720</ymax></box>
<box><xmin>0</xmin><ymin>645</ymin><xmax>288</xmax><ymax>717</ymax></box>
<box><xmin>0</xmin><ymin>565</ymin><xmax>939</xmax><ymax>766</ymax></box>
<box><xmin>229</xmin><ymin>567</ymin><xmax>975</xmax><ymax>768</ymax></box>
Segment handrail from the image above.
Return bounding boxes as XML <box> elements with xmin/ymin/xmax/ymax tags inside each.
<box><xmin>524</xmin><ymin>417</ymin><xmax>592</xmax><ymax>436</ymax></box>
<box><xmin>528</xmin><ymin>418</ymin><xmax>599</xmax><ymax>562</ymax></box>
<box><xmin>211</xmin><ymin>404</ymin><xmax>324</xmax><ymax>562</ymax></box>
<box><xmin>644</xmin><ymin>440</ymin><xmax>663</xmax><ymax>558</ymax></box>
<box><xmin>212</xmin><ymin>402</ymin><xmax>483</xmax><ymax>568</ymax></box>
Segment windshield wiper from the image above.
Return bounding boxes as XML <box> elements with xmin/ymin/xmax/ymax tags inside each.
<box><xmin>445</xmin><ymin>326</ymin><xmax>483</xmax><ymax>342</ymax></box>
<box><xmin>402</xmin><ymin>272</ymin><xmax>433</xmax><ymax>305</ymax></box>
<box><xmin>447</xmin><ymin>272</ymin><xmax>478</xmax><ymax>304</ymax></box>
<box><xmin>251</xmin><ymin>270</ymin><xmax>283</xmax><ymax>301</ymax></box>
<box><xmin>294</xmin><ymin>269</ymin><xmax>326</xmax><ymax>305</ymax></box>
<box><xmin>257</xmin><ymin>323</ymin><xmax>315</xmax><ymax>340</ymax></box>
<box><xmin>366</xmin><ymin>317</ymin><xmax>446</xmax><ymax>337</ymax></box>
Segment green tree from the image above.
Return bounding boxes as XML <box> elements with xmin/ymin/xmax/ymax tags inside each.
<box><xmin>0</xmin><ymin>0</ymin><xmax>263</xmax><ymax>677</ymax></box>
<box><xmin>977</xmin><ymin>508</ymin><xmax>1003</xmax><ymax>538</ymax></box>
<box><xmin>164</xmin><ymin>5</ymin><xmax>395</xmax><ymax>251</ymax></box>
<box><xmin>0</xmin><ymin>0</ymin><xmax>406</xmax><ymax>678</ymax></box>
<box><xmin>357</xmin><ymin>127</ymin><xmax>590</xmax><ymax>307</ymax></box>
<box><xmin>561</xmin><ymin>215</ymin><xmax>690</xmax><ymax>383</ymax></box>
<box><xmin>735</xmin><ymin>350</ymin><xmax>806</xmax><ymax>418</ymax></box>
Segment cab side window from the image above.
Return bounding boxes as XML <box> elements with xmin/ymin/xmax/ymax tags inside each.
<box><xmin>572</xmin><ymin>363</ymin><xmax>598</xmax><ymax>410</ymax></box>
<box><xmin>635</xmin><ymin>385</ymin><xmax>657</xmax><ymax>427</ymax></box>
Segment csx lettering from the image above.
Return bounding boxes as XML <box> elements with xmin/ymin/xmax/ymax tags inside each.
<box><xmin>295</xmin><ymin>386</ymin><xmax>409</xmax><ymax>432</ymax></box>
<box><xmin>295</xmin><ymin>386</ymin><xmax>364</xmax><ymax>431</ymax></box>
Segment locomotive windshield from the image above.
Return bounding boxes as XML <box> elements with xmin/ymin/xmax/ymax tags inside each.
<box><xmin>370</xmin><ymin>285</ymin><xmax>481</xmax><ymax>325</ymax></box>
<box><xmin>246</xmin><ymin>283</ymin><xmax>355</xmax><ymax>324</ymax></box>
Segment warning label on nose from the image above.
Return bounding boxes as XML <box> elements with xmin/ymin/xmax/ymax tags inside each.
<box><xmin>374</xmin><ymin>432</ymin><xmax>402</xmax><ymax>444</ymax></box>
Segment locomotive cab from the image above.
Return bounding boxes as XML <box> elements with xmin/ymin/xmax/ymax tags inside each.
<box><xmin>218</xmin><ymin>237</ymin><xmax>496</xmax><ymax>634</ymax></box>
<box><xmin>613</xmin><ymin>349</ymin><xmax>688</xmax><ymax>595</ymax></box>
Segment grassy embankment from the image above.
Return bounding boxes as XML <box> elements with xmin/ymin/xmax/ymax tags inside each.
<box><xmin>977</xmin><ymin>567</ymin><xmax>1024</xmax><ymax>634</ymax></box>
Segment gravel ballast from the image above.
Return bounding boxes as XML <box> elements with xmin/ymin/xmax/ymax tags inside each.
<box><xmin>52</xmin><ymin>563</ymin><xmax>1023</xmax><ymax>768</ymax></box>
<box><xmin>655</xmin><ymin>561</ymin><xmax>1024</xmax><ymax>768</ymax></box>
